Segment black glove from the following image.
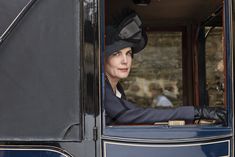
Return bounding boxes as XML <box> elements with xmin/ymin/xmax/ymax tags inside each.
<box><xmin>194</xmin><ymin>107</ymin><xmax>226</xmax><ymax>124</ymax></box>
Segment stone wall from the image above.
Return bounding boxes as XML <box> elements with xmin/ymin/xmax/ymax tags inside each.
<box><xmin>121</xmin><ymin>28</ymin><xmax>224</xmax><ymax>108</ymax></box>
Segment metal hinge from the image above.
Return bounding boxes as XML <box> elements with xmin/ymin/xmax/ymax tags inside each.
<box><xmin>93</xmin><ymin>126</ymin><xmax>98</xmax><ymax>141</ymax></box>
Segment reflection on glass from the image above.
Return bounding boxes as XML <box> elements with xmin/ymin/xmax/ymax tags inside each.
<box><xmin>205</xmin><ymin>27</ymin><xmax>224</xmax><ymax>107</ymax></box>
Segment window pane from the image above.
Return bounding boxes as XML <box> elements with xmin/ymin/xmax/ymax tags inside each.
<box><xmin>205</xmin><ymin>27</ymin><xmax>224</xmax><ymax>107</ymax></box>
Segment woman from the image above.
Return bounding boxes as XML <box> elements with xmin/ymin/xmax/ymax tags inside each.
<box><xmin>104</xmin><ymin>10</ymin><xmax>226</xmax><ymax>125</ymax></box>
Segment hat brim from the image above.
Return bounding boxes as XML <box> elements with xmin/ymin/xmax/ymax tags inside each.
<box><xmin>105</xmin><ymin>31</ymin><xmax>148</xmax><ymax>57</ymax></box>
<box><xmin>106</xmin><ymin>40</ymin><xmax>134</xmax><ymax>57</ymax></box>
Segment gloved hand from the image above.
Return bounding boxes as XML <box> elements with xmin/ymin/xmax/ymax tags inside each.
<box><xmin>194</xmin><ymin>107</ymin><xmax>226</xmax><ymax>124</ymax></box>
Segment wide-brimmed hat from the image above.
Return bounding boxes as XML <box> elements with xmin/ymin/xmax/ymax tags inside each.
<box><xmin>105</xmin><ymin>11</ymin><xmax>148</xmax><ymax>57</ymax></box>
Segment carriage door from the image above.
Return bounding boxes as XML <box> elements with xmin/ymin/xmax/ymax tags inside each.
<box><xmin>0</xmin><ymin>0</ymin><xmax>101</xmax><ymax>156</ymax></box>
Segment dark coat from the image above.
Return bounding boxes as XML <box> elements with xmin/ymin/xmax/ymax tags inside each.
<box><xmin>105</xmin><ymin>80</ymin><xmax>194</xmax><ymax>125</ymax></box>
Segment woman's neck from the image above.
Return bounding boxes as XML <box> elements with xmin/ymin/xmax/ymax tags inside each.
<box><xmin>106</xmin><ymin>74</ymin><xmax>119</xmax><ymax>93</ymax></box>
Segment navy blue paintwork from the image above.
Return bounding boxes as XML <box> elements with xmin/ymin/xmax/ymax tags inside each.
<box><xmin>103</xmin><ymin>140</ymin><xmax>230</xmax><ymax>157</ymax></box>
<box><xmin>104</xmin><ymin>126</ymin><xmax>232</xmax><ymax>139</ymax></box>
<box><xmin>0</xmin><ymin>149</ymin><xmax>69</xmax><ymax>157</ymax></box>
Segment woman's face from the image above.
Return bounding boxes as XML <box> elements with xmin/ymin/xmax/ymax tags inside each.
<box><xmin>105</xmin><ymin>47</ymin><xmax>132</xmax><ymax>82</ymax></box>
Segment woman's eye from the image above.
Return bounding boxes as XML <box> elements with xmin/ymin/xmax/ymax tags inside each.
<box><xmin>113</xmin><ymin>51</ymin><xmax>121</xmax><ymax>56</ymax></box>
<box><xmin>127</xmin><ymin>51</ymin><xmax>132</xmax><ymax>56</ymax></box>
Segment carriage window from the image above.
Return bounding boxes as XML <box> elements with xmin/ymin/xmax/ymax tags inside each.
<box><xmin>103</xmin><ymin>0</ymin><xmax>227</xmax><ymax>127</ymax></box>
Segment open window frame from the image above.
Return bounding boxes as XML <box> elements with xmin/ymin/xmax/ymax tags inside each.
<box><xmin>101</xmin><ymin>0</ymin><xmax>232</xmax><ymax>140</ymax></box>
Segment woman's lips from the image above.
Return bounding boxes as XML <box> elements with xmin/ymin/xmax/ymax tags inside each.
<box><xmin>119</xmin><ymin>68</ymin><xmax>128</xmax><ymax>72</ymax></box>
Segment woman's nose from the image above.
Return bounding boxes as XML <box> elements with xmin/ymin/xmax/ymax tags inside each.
<box><xmin>121</xmin><ymin>54</ymin><xmax>127</xmax><ymax>64</ymax></box>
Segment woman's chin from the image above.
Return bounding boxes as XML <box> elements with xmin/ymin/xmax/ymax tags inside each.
<box><xmin>119</xmin><ymin>74</ymin><xmax>129</xmax><ymax>79</ymax></box>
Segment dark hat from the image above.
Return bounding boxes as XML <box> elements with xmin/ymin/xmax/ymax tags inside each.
<box><xmin>105</xmin><ymin>11</ymin><xmax>148</xmax><ymax>57</ymax></box>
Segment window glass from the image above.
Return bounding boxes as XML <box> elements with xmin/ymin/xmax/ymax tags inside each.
<box><xmin>205</xmin><ymin>27</ymin><xmax>224</xmax><ymax>107</ymax></box>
